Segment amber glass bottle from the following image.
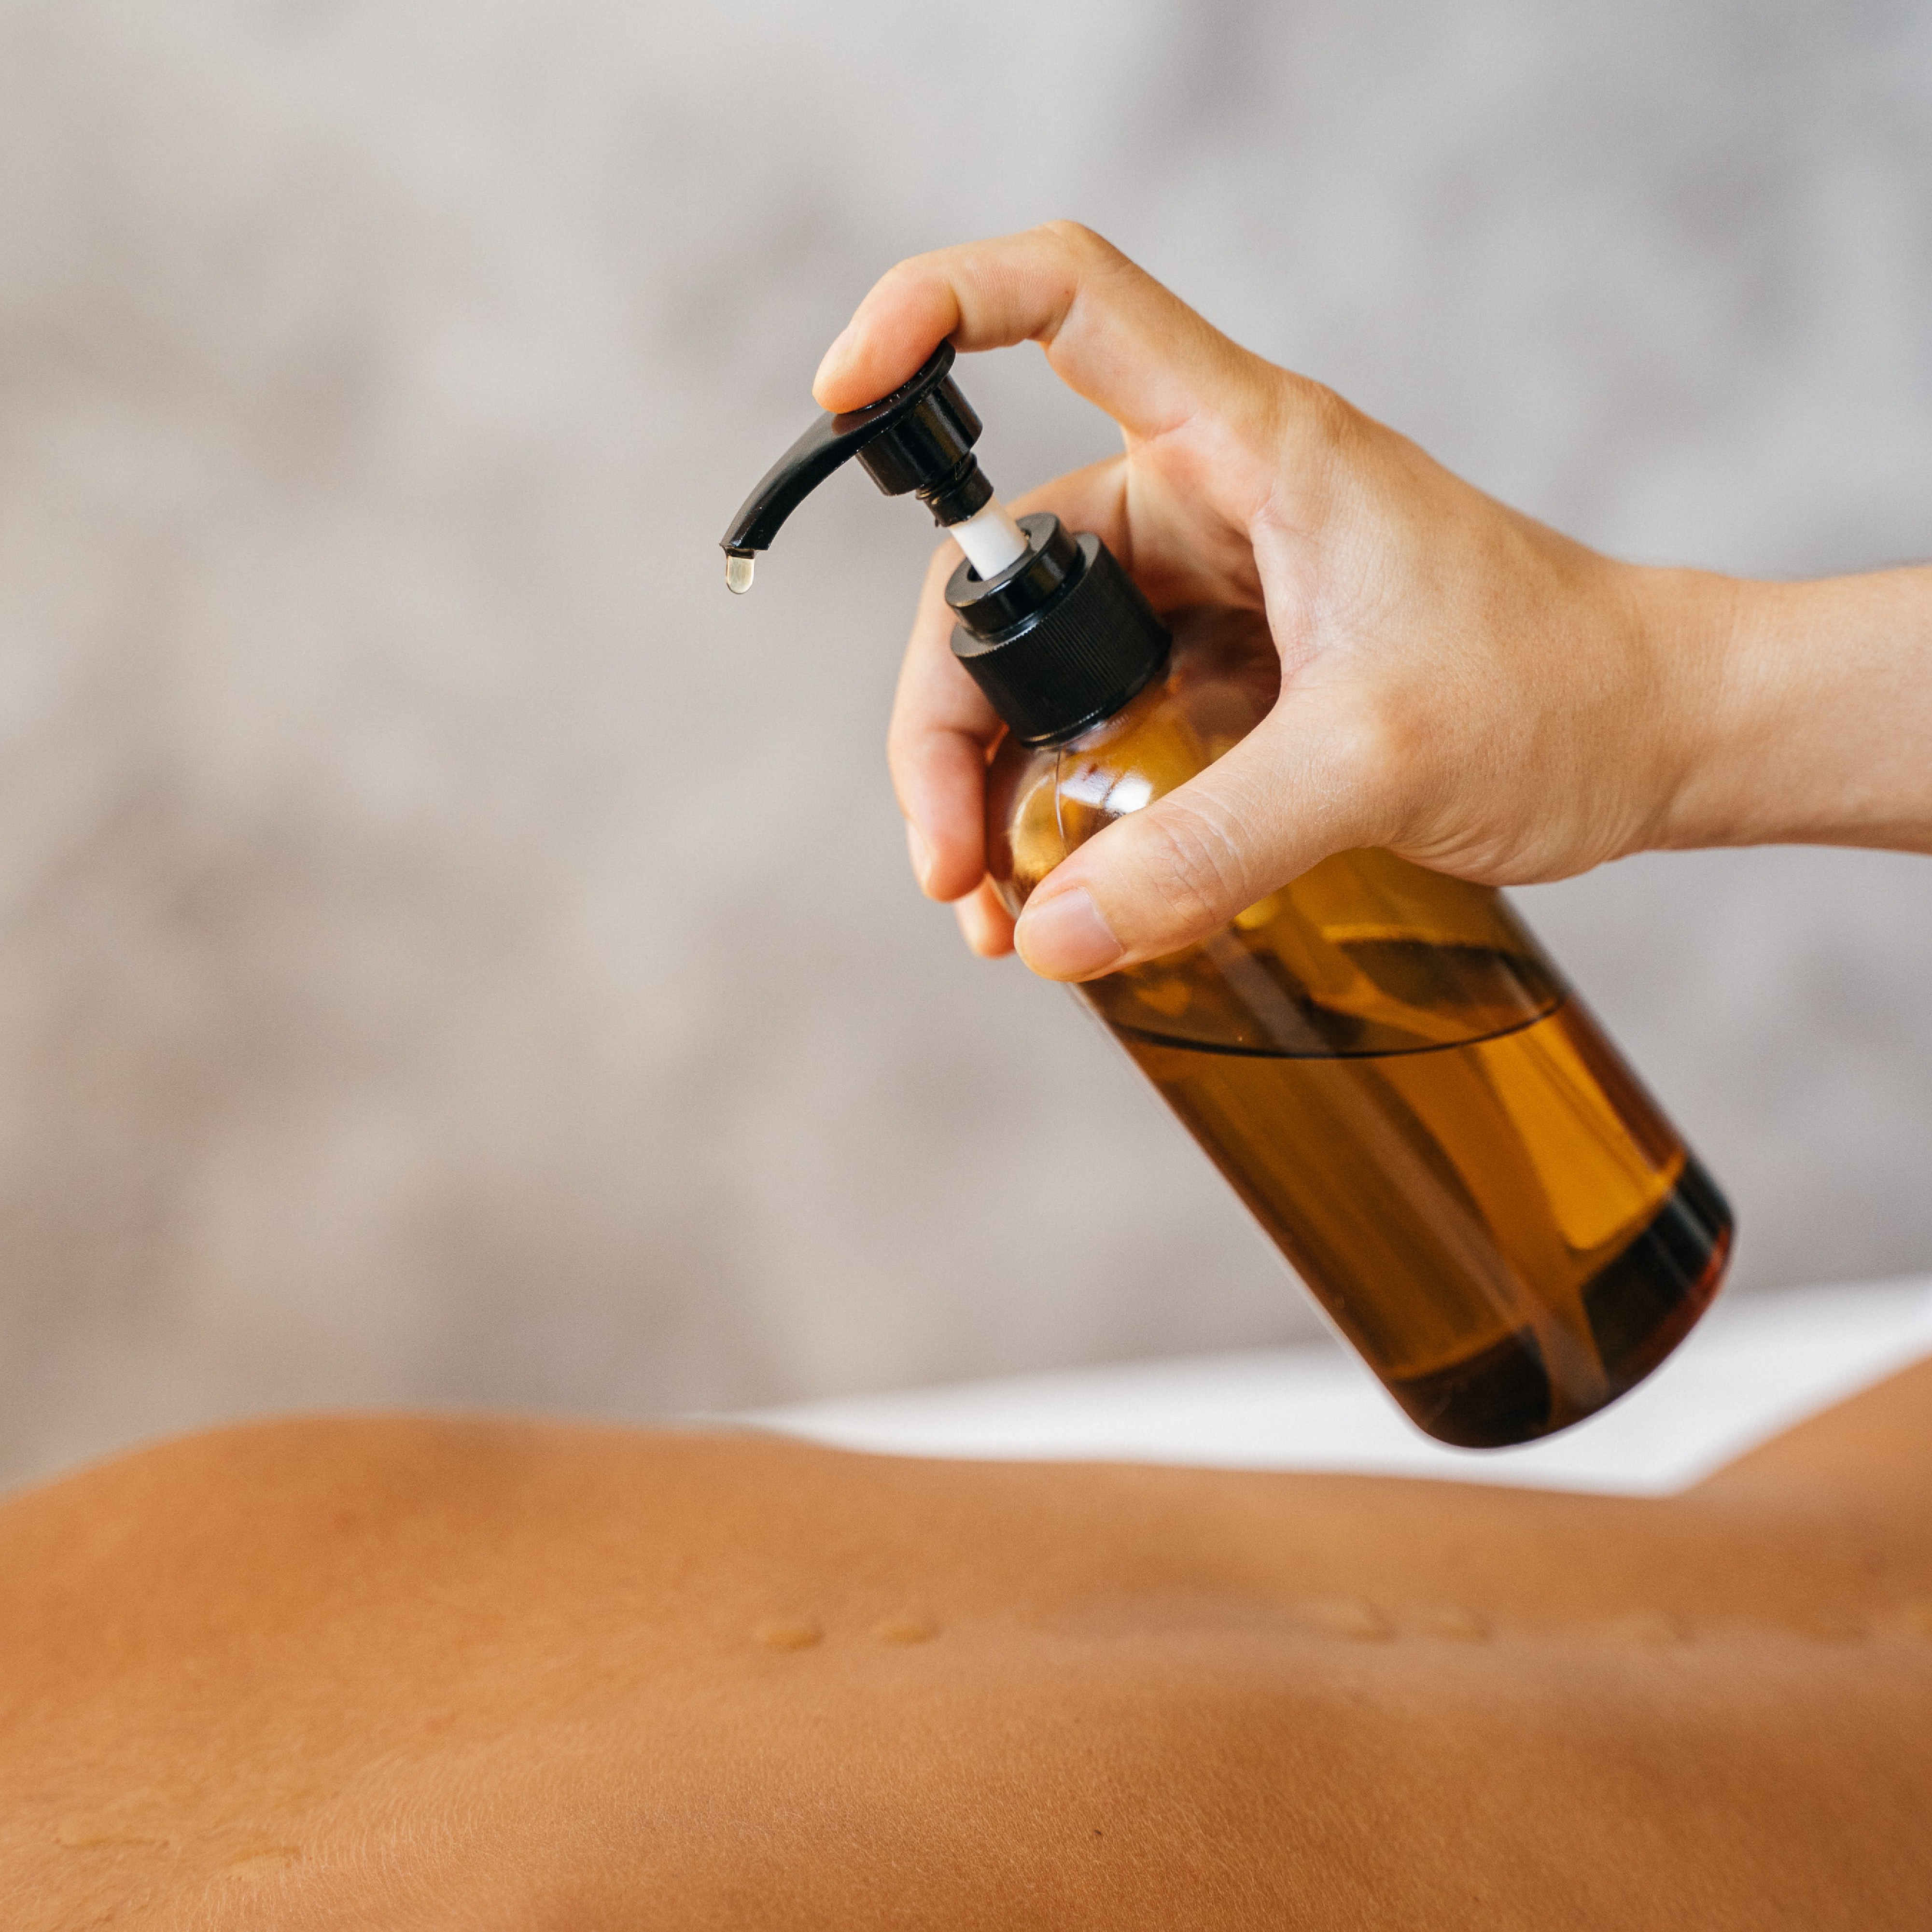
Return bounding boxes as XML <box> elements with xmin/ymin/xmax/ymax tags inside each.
<box><xmin>722</xmin><ymin>344</ymin><xmax>1732</xmax><ymax>1449</ymax></box>
<box><xmin>986</xmin><ymin>607</ymin><xmax>1732</xmax><ymax>1447</ymax></box>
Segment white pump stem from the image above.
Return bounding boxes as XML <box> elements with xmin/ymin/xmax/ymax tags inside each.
<box><xmin>951</xmin><ymin>497</ymin><xmax>1030</xmax><ymax>580</ymax></box>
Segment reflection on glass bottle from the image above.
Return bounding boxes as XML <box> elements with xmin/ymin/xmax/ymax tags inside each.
<box><xmin>988</xmin><ymin>609</ymin><xmax>1732</xmax><ymax>1448</ymax></box>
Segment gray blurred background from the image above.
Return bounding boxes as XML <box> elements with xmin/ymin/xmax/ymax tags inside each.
<box><xmin>1</xmin><ymin>0</ymin><xmax>1928</xmax><ymax>1488</ymax></box>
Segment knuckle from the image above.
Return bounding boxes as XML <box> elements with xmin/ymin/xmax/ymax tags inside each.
<box><xmin>1282</xmin><ymin>375</ymin><xmax>1359</xmax><ymax>464</ymax></box>
<box><xmin>1038</xmin><ymin>222</ymin><xmax>1136</xmax><ymax>302</ymax></box>
<box><xmin>1336</xmin><ymin>689</ymin><xmax>1408</xmax><ymax>777</ymax></box>
<box><xmin>1326</xmin><ymin>692</ymin><xmax>1428</xmax><ymax>841</ymax></box>
<box><xmin>1038</xmin><ymin>218</ymin><xmax>1111</xmax><ymax>263</ymax></box>
<box><xmin>877</xmin><ymin>252</ymin><xmax>930</xmax><ymax>292</ymax></box>
<box><xmin>1128</xmin><ymin>795</ymin><xmax>1251</xmax><ymax>938</ymax></box>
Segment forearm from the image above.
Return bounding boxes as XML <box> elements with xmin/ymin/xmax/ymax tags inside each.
<box><xmin>1653</xmin><ymin>561</ymin><xmax>1932</xmax><ymax>854</ymax></box>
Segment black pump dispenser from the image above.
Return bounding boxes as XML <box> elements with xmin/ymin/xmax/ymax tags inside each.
<box><xmin>722</xmin><ymin>345</ymin><xmax>1171</xmax><ymax>746</ymax></box>
<box><xmin>721</xmin><ymin>345</ymin><xmax>992</xmax><ymax>559</ymax></box>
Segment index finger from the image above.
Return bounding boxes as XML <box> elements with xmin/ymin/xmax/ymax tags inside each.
<box><xmin>812</xmin><ymin>222</ymin><xmax>1251</xmax><ymax>444</ymax></box>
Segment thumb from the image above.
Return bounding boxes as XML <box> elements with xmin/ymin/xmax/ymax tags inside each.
<box><xmin>1011</xmin><ymin>696</ymin><xmax>1391</xmax><ymax>980</ymax></box>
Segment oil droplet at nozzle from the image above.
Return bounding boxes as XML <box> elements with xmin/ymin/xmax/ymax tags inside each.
<box><xmin>725</xmin><ymin>551</ymin><xmax>756</xmax><ymax>595</ymax></box>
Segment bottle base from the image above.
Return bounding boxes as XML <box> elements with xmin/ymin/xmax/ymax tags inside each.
<box><xmin>1389</xmin><ymin>1158</ymin><xmax>1734</xmax><ymax>1450</ymax></box>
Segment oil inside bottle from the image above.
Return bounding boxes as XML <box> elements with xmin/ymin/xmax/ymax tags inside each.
<box><xmin>1097</xmin><ymin>941</ymin><xmax>1730</xmax><ymax>1447</ymax></box>
<box><xmin>988</xmin><ymin>609</ymin><xmax>1732</xmax><ymax>1447</ymax></box>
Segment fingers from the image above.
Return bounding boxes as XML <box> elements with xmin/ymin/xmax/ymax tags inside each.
<box><xmin>856</xmin><ymin>227</ymin><xmax>1329</xmax><ymax>958</ymax></box>
<box><xmin>889</xmin><ymin>458</ymin><xmax>1131</xmax><ymax>905</ymax></box>
<box><xmin>889</xmin><ymin>540</ymin><xmax>1001</xmax><ymax>903</ymax></box>
<box><xmin>814</xmin><ymin>222</ymin><xmax>1258</xmax><ymax>445</ymax></box>
<box><xmin>953</xmin><ymin>880</ymin><xmax>1015</xmax><ymax>957</ymax></box>
<box><xmin>1011</xmin><ymin>694</ymin><xmax>1397</xmax><ymax>980</ymax></box>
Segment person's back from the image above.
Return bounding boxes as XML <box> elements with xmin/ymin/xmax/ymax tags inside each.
<box><xmin>3</xmin><ymin>1361</ymin><xmax>1931</xmax><ymax>1927</ymax></box>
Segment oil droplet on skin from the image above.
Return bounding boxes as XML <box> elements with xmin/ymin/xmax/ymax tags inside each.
<box><xmin>753</xmin><ymin>1618</ymin><xmax>821</xmax><ymax>1652</ymax></box>
<box><xmin>1604</xmin><ymin>1610</ymin><xmax>1689</xmax><ymax>1647</ymax></box>
<box><xmin>1793</xmin><ymin>1614</ymin><xmax>1866</xmax><ymax>1645</ymax></box>
<box><xmin>1300</xmin><ymin>1596</ymin><xmax>1394</xmax><ymax>1641</ymax></box>
<box><xmin>874</xmin><ymin>1616</ymin><xmax>938</xmax><ymax>1646</ymax></box>
<box><xmin>1413</xmin><ymin>1603</ymin><xmax>1490</xmax><ymax>1643</ymax></box>
<box><xmin>725</xmin><ymin>551</ymin><xmax>756</xmax><ymax>595</ymax></box>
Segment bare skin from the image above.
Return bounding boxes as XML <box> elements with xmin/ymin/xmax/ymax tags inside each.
<box><xmin>814</xmin><ymin>223</ymin><xmax>1932</xmax><ymax>979</ymax></box>
<box><xmin>1</xmin><ymin>1361</ymin><xmax>1929</xmax><ymax>1928</ymax></box>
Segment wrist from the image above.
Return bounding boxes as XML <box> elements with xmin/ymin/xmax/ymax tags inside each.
<box><xmin>1636</xmin><ymin>561</ymin><xmax>1932</xmax><ymax>854</ymax></box>
<box><xmin>1626</xmin><ymin>562</ymin><xmax>1763</xmax><ymax>851</ymax></box>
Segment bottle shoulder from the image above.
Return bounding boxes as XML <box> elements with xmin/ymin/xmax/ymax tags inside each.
<box><xmin>987</xmin><ymin>607</ymin><xmax>1279</xmax><ymax>896</ymax></box>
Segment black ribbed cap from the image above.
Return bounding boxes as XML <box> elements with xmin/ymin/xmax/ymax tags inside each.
<box><xmin>948</xmin><ymin>513</ymin><xmax>1172</xmax><ymax>745</ymax></box>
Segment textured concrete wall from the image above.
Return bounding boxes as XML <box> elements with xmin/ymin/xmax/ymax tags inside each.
<box><xmin>0</xmin><ymin>0</ymin><xmax>1927</xmax><ymax>1485</ymax></box>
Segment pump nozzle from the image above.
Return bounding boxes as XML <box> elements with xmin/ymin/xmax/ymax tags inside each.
<box><xmin>723</xmin><ymin>342</ymin><xmax>1170</xmax><ymax>744</ymax></box>
<box><xmin>720</xmin><ymin>342</ymin><xmax>1027</xmax><ymax>588</ymax></box>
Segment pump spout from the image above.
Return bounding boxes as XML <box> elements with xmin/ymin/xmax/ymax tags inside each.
<box><xmin>720</xmin><ymin>341</ymin><xmax>1025</xmax><ymax>588</ymax></box>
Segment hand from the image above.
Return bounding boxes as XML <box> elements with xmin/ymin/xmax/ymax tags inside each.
<box><xmin>815</xmin><ymin>224</ymin><xmax>1932</xmax><ymax>980</ymax></box>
